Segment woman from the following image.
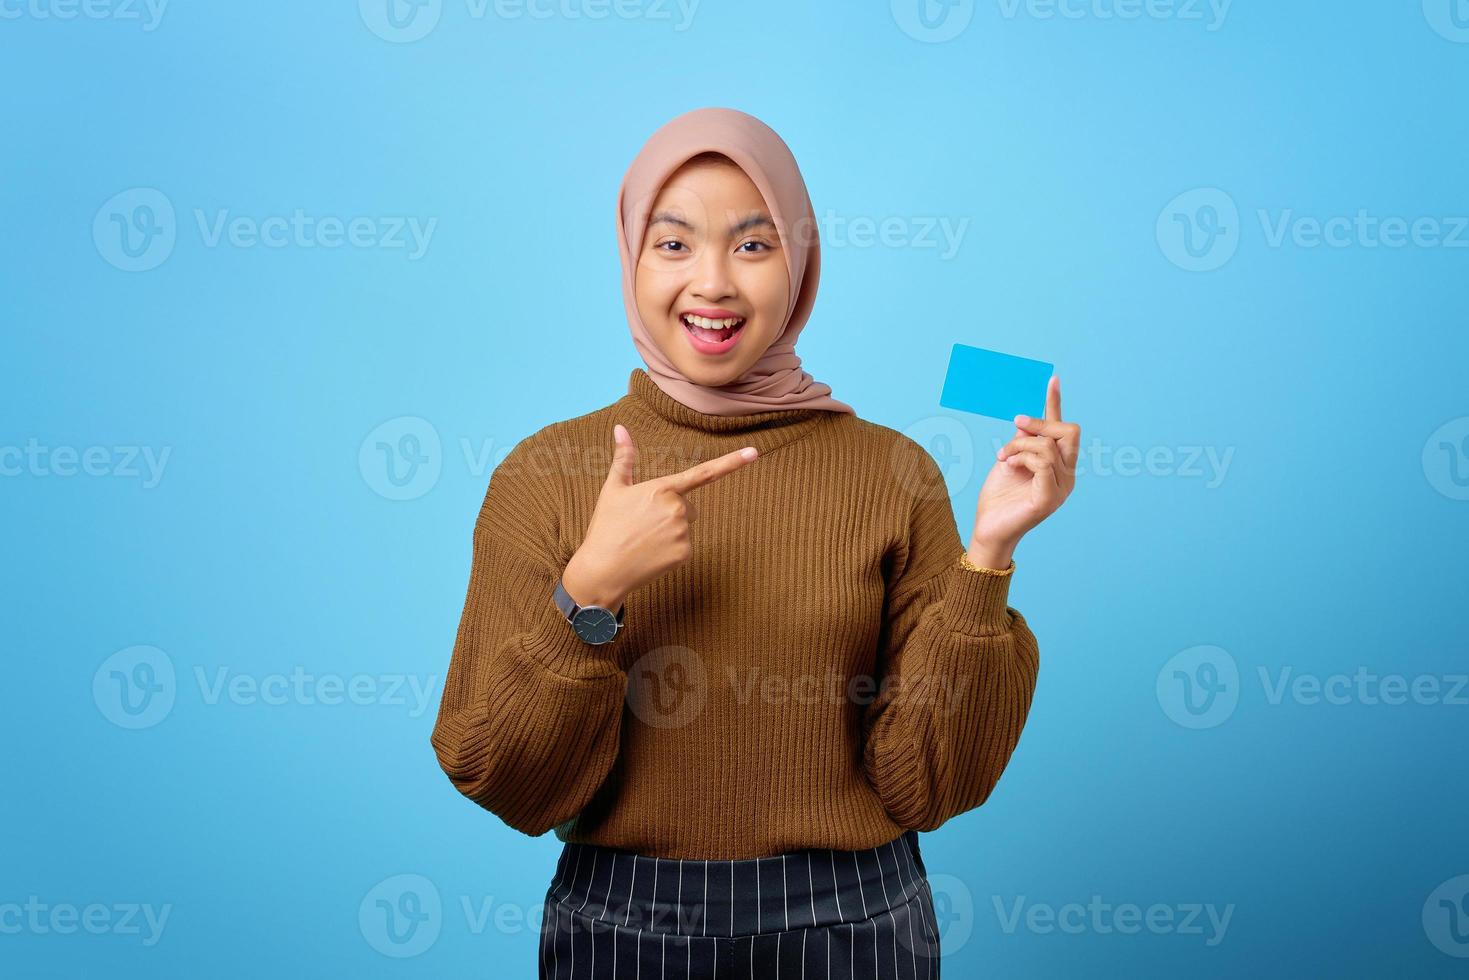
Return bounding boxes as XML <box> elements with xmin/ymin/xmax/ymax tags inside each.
<box><xmin>429</xmin><ymin>106</ymin><xmax>1079</xmax><ymax>978</ymax></box>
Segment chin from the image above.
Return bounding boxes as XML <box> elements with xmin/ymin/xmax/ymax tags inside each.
<box><xmin>675</xmin><ymin>360</ymin><xmax>746</xmax><ymax>388</ymax></box>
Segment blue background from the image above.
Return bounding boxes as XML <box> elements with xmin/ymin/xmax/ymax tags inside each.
<box><xmin>4</xmin><ymin>1</ymin><xmax>1467</xmax><ymax>976</ymax></box>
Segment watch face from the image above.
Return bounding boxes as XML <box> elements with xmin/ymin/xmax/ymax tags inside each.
<box><xmin>572</xmin><ymin>607</ymin><xmax>619</xmax><ymax>644</ymax></box>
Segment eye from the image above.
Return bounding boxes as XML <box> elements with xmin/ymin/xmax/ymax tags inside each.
<box><xmin>656</xmin><ymin>240</ymin><xmax>688</xmax><ymax>253</ymax></box>
<box><xmin>737</xmin><ymin>240</ymin><xmax>772</xmax><ymax>253</ymax></box>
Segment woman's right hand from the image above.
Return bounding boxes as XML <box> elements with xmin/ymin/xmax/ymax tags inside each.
<box><xmin>560</xmin><ymin>423</ymin><xmax>759</xmax><ymax>611</ymax></box>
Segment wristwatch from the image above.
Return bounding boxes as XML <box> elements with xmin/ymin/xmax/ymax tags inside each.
<box><xmin>551</xmin><ymin>578</ymin><xmax>625</xmax><ymax>645</ymax></box>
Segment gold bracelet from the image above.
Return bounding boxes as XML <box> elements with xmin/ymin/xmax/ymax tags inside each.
<box><xmin>958</xmin><ymin>552</ymin><xmax>1014</xmax><ymax>574</ymax></box>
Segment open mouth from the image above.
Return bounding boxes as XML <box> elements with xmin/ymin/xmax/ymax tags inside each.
<box><xmin>680</xmin><ymin>312</ymin><xmax>746</xmax><ymax>353</ymax></box>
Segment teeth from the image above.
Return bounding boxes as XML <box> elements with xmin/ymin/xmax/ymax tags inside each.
<box><xmin>682</xmin><ymin>313</ymin><xmax>744</xmax><ymax>329</ymax></box>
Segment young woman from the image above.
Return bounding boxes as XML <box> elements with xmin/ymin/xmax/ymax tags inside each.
<box><xmin>430</xmin><ymin>106</ymin><xmax>1079</xmax><ymax>979</ymax></box>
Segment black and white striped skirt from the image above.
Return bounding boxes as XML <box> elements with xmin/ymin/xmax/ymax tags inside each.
<box><xmin>539</xmin><ymin>829</ymin><xmax>941</xmax><ymax>978</ymax></box>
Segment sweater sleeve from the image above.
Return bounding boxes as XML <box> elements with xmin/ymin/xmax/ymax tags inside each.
<box><xmin>429</xmin><ymin>439</ymin><xmax>629</xmax><ymax>837</ymax></box>
<box><xmin>860</xmin><ymin>443</ymin><xmax>1041</xmax><ymax>832</ymax></box>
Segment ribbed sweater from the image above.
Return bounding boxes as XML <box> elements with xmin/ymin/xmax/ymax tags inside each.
<box><xmin>429</xmin><ymin>367</ymin><xmax>1041</xmax><ymax>860</ymax></box>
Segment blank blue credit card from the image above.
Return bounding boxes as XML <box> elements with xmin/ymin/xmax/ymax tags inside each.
<box><xmin>938</xmin><ymin>343</ymin><xmax>1054</xmax><ymax>421</ymax></box>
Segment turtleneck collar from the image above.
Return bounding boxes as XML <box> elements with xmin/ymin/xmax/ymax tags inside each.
<box><xmin>621</xmin><ymin>368</ymin><xmax>840</xmax><ymax>455</ymax></box>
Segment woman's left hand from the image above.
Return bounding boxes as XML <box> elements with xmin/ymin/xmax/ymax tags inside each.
<box><xmin>967</xmin><ymin>375</ymin><xmax>1080</xmax><ymax>569</ymax></box>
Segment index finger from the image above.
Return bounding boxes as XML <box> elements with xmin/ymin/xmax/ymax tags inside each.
<box><xmin>661</xmin><ymin>446</ymin><xmax>759</xmax><ymax>494</ymax></box>
<box><xmin>1045</xmin><ymin>373</ymin><xmax>1062</xmax><ymax>422</ymax></box>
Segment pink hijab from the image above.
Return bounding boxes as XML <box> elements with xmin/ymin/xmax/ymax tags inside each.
<box><xmin>616</xmin><ymin>107</ymin><xmax>856</xmax><ymax>417</ymax></box>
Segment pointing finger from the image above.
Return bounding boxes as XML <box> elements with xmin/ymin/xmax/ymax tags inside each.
<box><xmin>661</xmin><ymin>445</ymin><xmax>759</xmax><ymax>495</ymax></box>
<box><xmin>1045</xmin><ymin>374</ymin><xmax>1062</xmax><ymax>422</ymax></box>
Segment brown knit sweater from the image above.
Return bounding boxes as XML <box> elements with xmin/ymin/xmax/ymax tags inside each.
<box><xmin>429</xmin><ymin>367</ymin><xmax>1041</xmax><ymax>860</ymax></box>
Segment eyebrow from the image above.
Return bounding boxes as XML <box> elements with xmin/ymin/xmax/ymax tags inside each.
<box><xmin>648</xmin><ymin>211</ymin><xmax>777</xmax><ymax>235</ymax></box>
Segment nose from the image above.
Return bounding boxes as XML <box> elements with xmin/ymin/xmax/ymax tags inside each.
<box><xmin>690</xmin><ymin>246</ymin><xmax>736</xmax><ymax>302</ymax></box>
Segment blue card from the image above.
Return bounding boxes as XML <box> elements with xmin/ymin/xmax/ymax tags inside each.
<box><xmin>938</xmin><ymin>343</ymin><xmax>1054</xmax><ymax>422</ymax></box>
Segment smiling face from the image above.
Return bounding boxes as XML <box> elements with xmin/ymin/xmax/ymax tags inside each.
<box><xmin>634</xmin><ymin>153</ymin><xmax>790</xmax><ymax>388</ymax></box>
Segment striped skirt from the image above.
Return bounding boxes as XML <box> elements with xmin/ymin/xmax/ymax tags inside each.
<box><xmin>539</xmin><ymin>829</ymin><xmax>940</xmax><ymax>979</ymax></box>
